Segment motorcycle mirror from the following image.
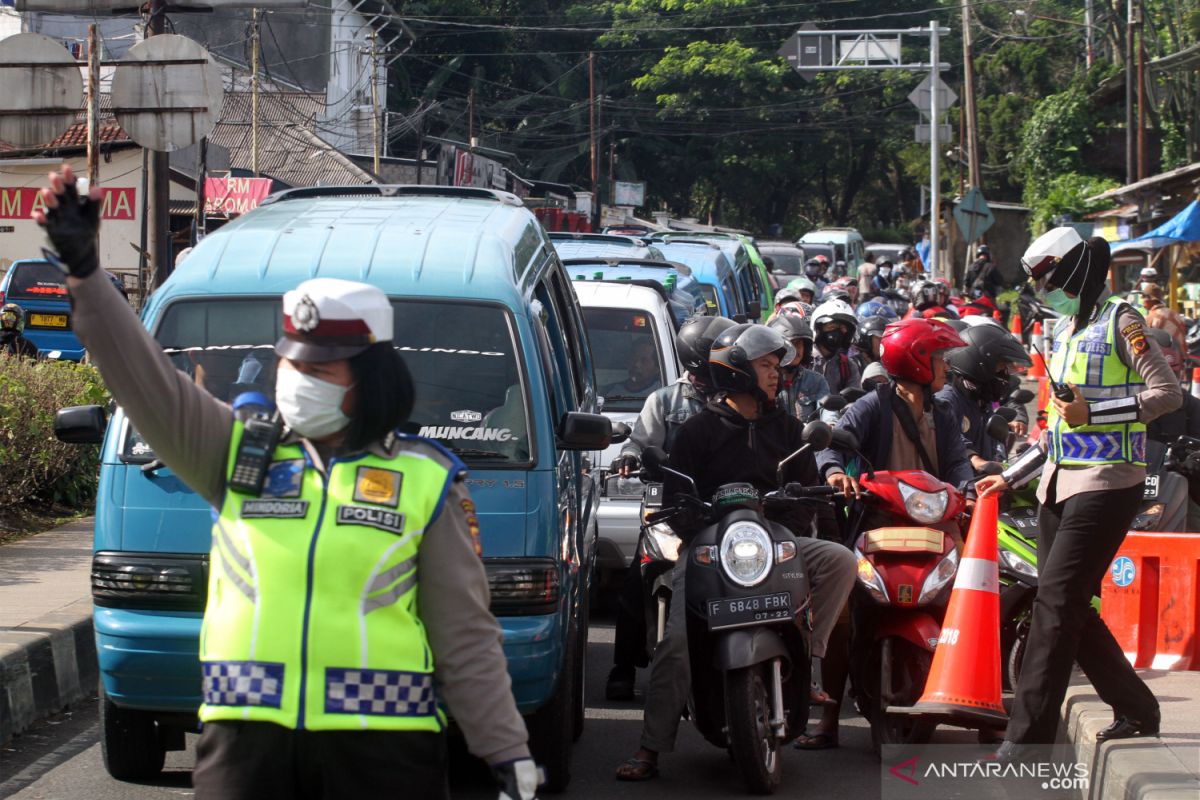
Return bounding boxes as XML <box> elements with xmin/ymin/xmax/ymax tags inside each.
<box><xmin>609</xmin><ymin>421</ymin><xmax>632</xmax><ymax>445</ymax></box>
<box><xmin>820</xmin><ymin>393</ymin><xmax>848</xmax><ymax>412</ymax></box>
<box><xmin>1010</xmin><ymin>388</ymin><xmax>1035</xmax><ymax>405</ymax></box>
<box><xmin>994</xmin><ymin>406</ymin><xmax>1019</xmax><ymax>422</ymax></box>
<box><xmin>986</xmin><ymin>413</ymin><xmax>1012</xmax><ymax>443</ymax></box>
<box><xmin>840</xmin><ymin>387</ymin><xmax>867</xmax><ymax>403</ymax></box>
<box><xmin>830</xmin><ymin>428</ymin><xmax>860</xmax><ymax>452</ymax></box>
<box><xmin>801</xmin><ymin>420</ymin><xmax>833</xmax><ymax>450</ymax></box>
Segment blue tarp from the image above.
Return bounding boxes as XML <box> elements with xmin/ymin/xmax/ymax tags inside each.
<box><xmin>1112</xmin><ymin>199</ymin><xmax>1200</xmax><ymax>251</ymax></box>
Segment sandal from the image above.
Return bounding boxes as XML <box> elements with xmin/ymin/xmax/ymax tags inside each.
<box><xmin>793</xmin><ymin>730</ymin><xmax>839</xmax><ymax>750</ymax></box>
<box><xmin>615</xmin><ymin>756</ymin><xmax>659</xmax><ymax>781</ymax></box>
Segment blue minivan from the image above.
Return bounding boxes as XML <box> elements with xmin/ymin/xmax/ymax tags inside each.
<box><xmin>1</xmin><ymin>259</ymin><xmax>86</xmax><ymax>359</ymax></box>
<box><xmin>653</xmin><ymin>240</ymin><xmax>749</xmax><ymax>320</ymax></box>
<box><xmin>56</xmin><ymin>185</ymin><xmax>616</xmax><ymax>791</ymax></box>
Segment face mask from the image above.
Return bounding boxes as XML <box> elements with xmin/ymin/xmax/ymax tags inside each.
<box><xmin>816</xmin><ymin>330</ymin><xmax>846</xmax><ymax>354</ymax></box>
<box><xmin>878</xmin><ymin>267</ymin><xmax>891</xmax><ymax>278</ymax></box>
<box><xmin>1044</xmin><ymin>287</ymin><xmax>1080</xmax><ymax>316</ymax></box>
<box><xmin>275</xmin><ymin>368</ymin><xmax>352</xmax><ymax>440</ymax></box>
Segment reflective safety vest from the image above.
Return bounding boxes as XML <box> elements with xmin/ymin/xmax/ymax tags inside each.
<box><xmin>1047</xmin><ymin>295</ymin><xmax>1147</xmax><ymax>467</ymax></box>
<box><xmin>200</xmin><ymin>424</ymin><xmax>463</xmax><ymax>731</ymax></box>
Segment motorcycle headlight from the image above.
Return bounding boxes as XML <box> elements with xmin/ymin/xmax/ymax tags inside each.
<box><xmin>854</xmin><ymin>548</ymin><xmax>889</xmax><ymax>604</ymax></box>
<box><xmin>918</xmin><ymin>548</ymin><xmax>960</xmax><ymax>605</ymax></box>
<box><xmin>719</xmin><ymin>522</ymin><xmax>774</xmax><ymax>587</ymax></box>
<box><xmin>998</xmin><ymin>548</ymin><xmax>1038</xmax><ymax>580</ymax></box>
<box><xmin>643</xmin><ymin>524</ymin><xmax>682</xmax><ymax>562</ymax></box>
<box><xmin>1131</xmin><ymin>502</ymin><xmax>1164</xmax><ymax>531</ymax></box>
<box><xmin>898</xmin><ymin>482</ymin><xmax>949</xmax><ymax>524</ymax></box>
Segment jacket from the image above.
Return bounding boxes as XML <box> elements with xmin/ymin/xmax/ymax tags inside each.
<box><xmin>816</xmin><ymin>382</ymin><xmax>975</xmax><ymax>490</ymax></box>
<box><xmin>936</xmin><ymin>379</ymin><xmax>1006</xmax><ymax>463</ymax></box>
<box><xmin>779</xmin><ymin>367</ymin><xmax>832</xmax><ymax>423</ymax></box>
<box><xmin>620</xmin><ymin>375</ymin><xmax>707</xmax><ymax>459</ymax></box>
<box><xmin>812</xmin><ymin>351</ymin><xmax>861</xmax><ymax>396</ymax></box>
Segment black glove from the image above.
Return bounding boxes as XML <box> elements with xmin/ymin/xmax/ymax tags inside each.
<box><xmin>39</xmin><ymin>177</ymin><xmax>100</xmax><ymax>278</ymax></box>
<box><xmin>610</xmin><ymin>453</ymin><xmax>640</xmax><ymax>475</ymax></box>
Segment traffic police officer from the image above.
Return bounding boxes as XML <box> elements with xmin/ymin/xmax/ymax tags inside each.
<box><xmin>980</xmin><ymin>228</ymin><xmax>1181</xmax><ymax>752</ymax></box>
<box><xmin>35</xmin><ymin>165</ymin><xmax>538</xmax><ymax>800</ymax></box>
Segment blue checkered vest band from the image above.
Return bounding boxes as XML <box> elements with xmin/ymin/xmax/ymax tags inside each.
<box><xmin>198</xmin><ymin>422</ymin><xmax>462</xmax><ymax>732</ymax></box>
<box><xmin>1047</xmin><ymin>296</ymin><xmax>1147</xmax><ymax>467</ymax></box>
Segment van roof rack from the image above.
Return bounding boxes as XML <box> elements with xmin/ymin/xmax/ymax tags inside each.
<box><xmin>560</xmin><ymin>257</ymin><xmax>693</xmax><ymax>276</ymax></box>
<box><xmin>258</xmin><ymin>184</ymin><xmax>525</xmax><ymax>207</ymax></box>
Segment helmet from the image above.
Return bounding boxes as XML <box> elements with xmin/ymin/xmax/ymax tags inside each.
<box><xmin>812</xmin><ymin>299</ymin><xmax>858</xmax><ymax>333</ymax></box>
<box><xmin>774</xmin><ymin>287</ymin><xmax>802</xmax><ymax>306</ymax></box>
<box><xmin>709</xmin><ymin>323</ymin><xmax>795</xmax><ymax>395</ymax></box>
<box><xmin>910</xmin><ymin>279</ymin><xmax>941</xmax><ymax>308</ymax></box>
<box><xmin>879</xmin><ymin>318</ymin><xmax>966</xmax><ymax>385</ymax></box>
<box><xmin>821</xmin><ymin>284</ymin><xmax>851</xmax><ymax>303</ymax></box>
<box><xmin>1021</xmin><ymin>227</ymin><xmax>1086</xmax><ymax>284</ymax></box>
<box><xmin>977</xmin><ymin>245</ymin><xmax>991</xmax><ymax>256</ymax></box>
<box><xmin>0</xmin><ymin>303</ymin><xmax>24</xmax><ymax>333</ymax></box>
<box><xmin>944</xmin><ymin>324</ymin><xmax>1032</xmax><ymax>400</ymax></box>
<box><xmin>787</xmin><ymin>276</ymin><xmax>817</xmax><ymax>293</ymax></box>
<box><xmin>676</xmin><ymin>315</ymin><xmax>737</xmax><ymax>377</ymax></box>
<box><xmin>777</xmin><ymin>300</ymin><xmax>812</xmax><ymax>318</ymax></box>
<box><xmin>862</xmin><ymin>361</ymin><xmax>889</xmax><ymax>386</ymax></box>
<box><xmin>830</xmin><ymin>260</ymin><xmax>848</xmax><ymax>278</ymax></box>
<box><xmin>804</xmin><ymin>258</ymin><xmax>826</xmax><ymax>279</ymax></box>
<box><xmin>768</xmin><ymin>312</ymin><xmax>814</xmax><ymax>344</ymax></box>
<box><xmin>856</xmin><ymin>299</ymin><xmax>898</xmax><ymax>321</ymax></box>
<box><xmin>855</xmin><ymin>314</ymin><xmax>890</xmax><ymax>352</ymax></box>
<box><xmin>1139</xmin><ymin>266</ymin><xmax>1159</xmax><ymax>281</ymax></box>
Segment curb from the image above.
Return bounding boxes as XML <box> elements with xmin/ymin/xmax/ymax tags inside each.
<box><xmin>1064</xmin><ymin>680</ymin><xmax>1200</xmax><ymax>800</ymax></box>
<box><xmin>0</xmin><ymin>598</ymin><xmax>96</xmax><ymax>745</ymax></box>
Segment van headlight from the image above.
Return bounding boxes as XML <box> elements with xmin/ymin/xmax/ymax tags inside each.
<box><xmin>719</xmin><ymin>522</ymin><xmax>774</xmax><ymax>587</ymax></box>
<box><xmin>897</xmin><ymin>482</ymin><xmax>949</xmax><ymax>524</ymax></box>
<box><xmin>92</xmin><ymin>552</ymin><xmax>208</xmax><ymax>611</ymax></box>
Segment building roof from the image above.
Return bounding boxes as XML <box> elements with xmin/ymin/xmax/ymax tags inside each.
<box><xmin>1087</xmin><ymin>161</ymin><xmax>1200</xmax><ymax>203</ymax></box>
<box><xmin>0</xmin><ymin>99</ymin><xmax>132</xmax><ymax>155</ymax></box>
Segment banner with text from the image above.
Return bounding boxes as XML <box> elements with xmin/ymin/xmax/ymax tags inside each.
<box><xmin>204</xmin><ymin>176</ymin><xmax>273</xmax><ymax>217</ymax></box>
<box><xmin>0</xmin><ymin>187</ymin><xmax>136</xmax><ymax>220</ymax></box>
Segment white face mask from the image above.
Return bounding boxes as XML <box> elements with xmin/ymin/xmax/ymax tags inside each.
<box><xmin>275</xmin><ymin>367</ymin><xmax>352</xmax><ymax>440</ymax></box>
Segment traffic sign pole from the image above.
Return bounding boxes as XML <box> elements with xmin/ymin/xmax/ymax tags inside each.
<box><xmin>928</xmin><ymin>21</ymin><xmax>940</xmax><ymax>280</ymax></box>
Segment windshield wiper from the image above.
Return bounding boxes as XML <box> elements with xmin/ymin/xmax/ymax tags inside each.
<box><xmin>603</xmin><ymin>394</ymin><xmax>650</xmax><ymax>402</ymax></box>
<box><xmin>446</xmin><ymin>448</ymin><xmax>513</xmax><ymax>459</ymax></box>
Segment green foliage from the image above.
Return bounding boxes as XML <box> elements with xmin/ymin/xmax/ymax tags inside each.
<box><xmin>0</xmin><ymin>357</ymin><xmax>109</xmax><ymax>512</ymax></box>
<box><xmin>1014</xmin><ymin>83</ymin><xmax>1095</xmax><ymax>185</ymax></box>
<box><xmin>1023</xmin><ymin>172</ymin><xmax>1120</xmax><ymax>237</ymax></box>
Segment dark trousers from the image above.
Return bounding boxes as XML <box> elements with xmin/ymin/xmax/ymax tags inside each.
<box><xmin>192</xmin><ymin>720</ymin><xmax>450</xmax><ymax>800</ymax></box>
<box><xmin>1007</xmin><ymin>479</ymin><xmax>1159</xmax><ymax>743</ymax></box>
<box><xmin>612</xmin><ymin>563</ymin><xmax>648</xmax><ymax>671</ymax></box>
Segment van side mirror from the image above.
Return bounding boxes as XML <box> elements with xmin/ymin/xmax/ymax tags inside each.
<box><xmin>55</xmin><ymin>405</ymin><xmax>108</xmax><ymax>444</ymax></box>
<box><xmin>610</xmin><ymin>421</ymin><xmax>631</xmax><ymax>445</ymax></box>
<box><xmin>746</xmin><ymin>300</ymin><xmax>762</xmax><ymax>319</ymax></box>
<box><xmin>557</xmin><ymin>411</ymin><xmax>612</xmax><ymax>451</ymax></box>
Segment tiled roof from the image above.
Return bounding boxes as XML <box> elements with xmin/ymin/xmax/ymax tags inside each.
<box><xmin>0</xmin><ymin>99</ymin><xmax>131</xmax><ymax>154</ymax></box>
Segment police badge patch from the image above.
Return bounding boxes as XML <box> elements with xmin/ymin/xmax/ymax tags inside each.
<box><xmin>353</xmin><ymin>467</ymin><xmax>402</xmax><ymax>507</ymax></box>
<box><xmin>264</xmin><ymin>459</ymin><xmax>305</xmax><ymax>498</ymax></box>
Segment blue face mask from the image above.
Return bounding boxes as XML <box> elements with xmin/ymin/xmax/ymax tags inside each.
<box><xmin>1044</xmin><ymin>287</ymin><xmax>1080</xmax><ymax>316</ymax></box>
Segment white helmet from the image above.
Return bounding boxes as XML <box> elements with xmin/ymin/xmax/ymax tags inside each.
<box><xmin>1139</xmin><ymin>266</ymin><xmax>1159</xmax><ymax>281</ymax></box>
<box><xmin>811</xmin><ymin>299</ymin><xmax>859</xmax><ymax>333</ymax></box>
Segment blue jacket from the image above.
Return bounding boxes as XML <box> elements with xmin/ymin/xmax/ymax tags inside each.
<box><xmin>816</xmin><ymin>382</ymin><xmax>975</xmax><ymax>490</ymax></box>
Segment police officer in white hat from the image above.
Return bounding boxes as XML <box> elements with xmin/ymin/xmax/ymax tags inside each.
<box><xmin>35</xmin><ymin>165</ymin><xmax>539</xmax><ymax>800</ymax></box>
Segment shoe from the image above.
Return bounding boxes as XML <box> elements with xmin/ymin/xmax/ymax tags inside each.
<box><xmin>605</xmin><ymin>667</ymin><xmax>635</xmax><ymax>701</ymax></box>
<box><xmin>981</xmin><ymin>741</ymin><xmax>1022</xmax><ymax>765</ymax></box>
<box><xmin>1096</xmin><ymin>714</ymin><xmax>1160</xmax><ymax>742</ymax></box>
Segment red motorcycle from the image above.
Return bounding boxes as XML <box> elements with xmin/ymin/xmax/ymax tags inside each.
<box><xmin>839</xmin><ymin>466</ymin><xmax>966</xmax><ymax>752</ymax></box>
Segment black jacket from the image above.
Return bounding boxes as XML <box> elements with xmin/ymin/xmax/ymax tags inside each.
<box><xmin>936</xmin><ymin>379</ymin><xmax>1006</xmax><ymax>463</ymax></box>
<box><xmin>0</xmin><ymin>330</ymin><xmax>38</xmax><ymax>359</ymax></box>
<box><xmin>664</xmin><ymin>399</ymin><xmax>832</xmax><ymax>541</ymax></box>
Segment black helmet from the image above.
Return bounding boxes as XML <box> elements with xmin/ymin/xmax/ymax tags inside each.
<box><xmin>0</xmin><ymin>303</ymin><xmax>24</xmax><ymax>333</ymax></box>
<box><xmin>768</xmin><ymin>313</ymin><xmax>814</xmax><ymax>343</ymax></box>
<box><xmin>945</xmin><ymin>324</ymin><xmax>1032</xmax><ymax>401</ymax></box>
<box><xmin>676</xmin><ymin>315</ymin><xmax>736</xmax><ymax>378</ymax></box>
<box><xmin>709</xmin><ymin>323</ymin><xmax>795</xmax><ymax>395</ymax></box>
<box><xmin>854</xmin><ymin>315</ymin><xmax>889</xmax><ymax>352</ymax></box>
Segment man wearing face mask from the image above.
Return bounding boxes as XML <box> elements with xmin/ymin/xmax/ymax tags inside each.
<box><xmin>768</xmin><ymin>312</ymin><xmax>833</xmax><ymax>423</ymax></box>
<box><xmin>978</xmin><ymin>228</ymin><xmax>1181</xmax><ymax>755</ymax></box>
<box><xmin>34</xmin><ymin>166</ymin><xmax>538</xmax><ymax>800</ymax></box>
<box><xmin>810</xmin><ymin>299</ymin><xmax>862</xmax><ymax>395</ymax></box>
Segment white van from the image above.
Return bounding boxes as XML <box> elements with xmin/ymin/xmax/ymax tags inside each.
<box><xmin>798</xmin><ymin>227</ymin><xmax>866</xmax><ymax>276</ymax></box>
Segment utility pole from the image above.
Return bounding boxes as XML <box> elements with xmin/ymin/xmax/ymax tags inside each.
<box><xmin>1136</xmin><ymin>2</ymin><xmax>1146</xmax><ymax>181</ymax></box>
<box><xmin>608</xmin><ymin>139</ymin><xmax>615</xmax><ymax>205</ymax></box>
<box><xmin>928</xmin><ymin>21</ymin><xmax>941</xmax><ymax>280</ymax></box>
<box><xmin>194</xmin><ymin>137</ymin><xmax>207</xmax><ymax>243</ymax></box>
<box><xmin>467</xmin><ymin>88</ymin><xmax>474</xmax><ymax>146</ymax></box>
<box><xmin>251</xmin><ymin>8</ymin><xmax>260</xmax><ymax>175</ymax></box>
<box><xmin>588</xmin><ymin>51</ymin><xmax>598</xmax><ymax>228</ymax></box>
<box><xmin>960</xmin><ymin>0</ymin><xmax>981</xmax><ymax>192</ymax></box>
<box><xmin>369</xmin><ymin>30</ymin><xmax>380</xmax><ymax>176</ymax></box>
<box><xmin>1085</xmin><ymin>0</ymin><xmax>1095</xmax><ymax>68</ymax></box>
<box><xmin>1125</xmin><ymin>0</ymin><xmax>1135</xmax><ymax>184</ymax></box>
<box><xmin>147</xmin><ymin>0</ymin><xmax>171</xmax><ymax>289</ymax></box>
<box><xmin>85</xmin><ymin>24</ymin><xmax>100</xmax><ymax>187</ymax></box>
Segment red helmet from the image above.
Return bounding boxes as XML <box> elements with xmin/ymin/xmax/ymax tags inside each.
<box><xmin>879</xmin><ymin>318</ymin><xmax>965</xmax><ymax>385</ymax></box>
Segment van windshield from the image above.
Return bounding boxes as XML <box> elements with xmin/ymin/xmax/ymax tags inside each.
<box><xmin>124</xmin><ymin>297</ymin><xmax>531</xmax><ymax>465</ymax></box>
<box><xmin>6</xmin><ymin>261</ymin><xmax>68</xmax><ymax>301</ymax></box>
<box><xmin>584</xmin><ymin>307</ymin><xmax>666</xmax><ymax>412</ymax></box>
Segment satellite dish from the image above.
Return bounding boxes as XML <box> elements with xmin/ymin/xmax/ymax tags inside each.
<box><xmin>112</xmin><ymin>34</ymin><xmax>223</xmax><ymax>152</ymax></box>
<box><xmin>0</xmin><ymin>33</ymin><xmax>84</xmax><ymax>148</ymax></box>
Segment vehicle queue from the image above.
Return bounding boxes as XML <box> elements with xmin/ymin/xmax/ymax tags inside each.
<box><xmin>29</xmin><ymin>165</ymin><xmax>1186</xmax><ymax>798</ymax></box>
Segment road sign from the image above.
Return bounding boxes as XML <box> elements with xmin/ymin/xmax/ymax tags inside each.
<box><xmin>908</xmin><ymin>74</ymin><xmax>957</xmax><ymax>112</ymax></box>
<box><xmin>914</xmin><ymin>123</ymin><xmax>953</xmax><ymax>144</ymax></box>
<box><xmin>838</xmin><ymin>35</ymin><xmax>901</xmax><ymax>64</ymax></box>
<box><xmin>953</xmin><ymin>188</ymin><xmax>995</xmax><ymax>243</ymax></box>
<box><xmin>111</xmin><ymin>34</ymin><xmax>223</xmax><ymax>152</ymax></box>
<box><xmin>0</xmin><ymin>33</ymin><xmax>83</xmax><ymax>148</ymax></box>
<box><xmin>17</xmin><ymin>0</ymin><xmax>304</xmax><ymax>8</ymax></box>
<box><xmin>778</xmin><ymin>24</ymin><xmax>832</xmax><ymax>82</ymax></box>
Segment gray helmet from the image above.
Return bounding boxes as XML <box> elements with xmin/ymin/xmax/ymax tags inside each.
<box><xmin>709</xmin><ymin>323</ymin><xmax>795</xmax><ymax>395</ymax></box>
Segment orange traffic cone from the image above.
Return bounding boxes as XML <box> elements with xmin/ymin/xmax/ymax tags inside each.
<box><xmin>888</xmin><ymin>493</ymin><xmax>1008</xmax><ymax>729</ymax></box>
<box><xmin>1009</xmin><ymin>309</ymin><xmax>1022</xmax><ymax>337</ymax></box>
<box><xmin>1027</xmin><ymin>322</ymin><xmax>1047</xmax><ymax>378</ymax></box>
<box><xmin>1191</xmin><ymin>367</ymin><xmax>1200</xmax><ymax>401</ymax></box>
<box><xmin>1037</xmin><ymin>376</ymin><xmax>1051</xmax><ymax>415</ymax></box>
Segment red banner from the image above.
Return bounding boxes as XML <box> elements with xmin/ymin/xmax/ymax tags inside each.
<box><xmin>204</xmin><ymin>177</ymin><xmax>273</xmax><ymax>217</ymax></box>
<box><xmin>0</xmin><ymin>187</ymin><xmax>136</xmax><ymax>220</ymax></box>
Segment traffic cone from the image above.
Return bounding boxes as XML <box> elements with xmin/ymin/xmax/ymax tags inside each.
<box><xmin>1037</xmin><ymin>376</ymin><xmax>1051</xmax><ymax>415</ymax></box>
<box><xmin>1191</xmin><ymin>368</ymin><xmax>1200</xmax><ymax>401</ymax></box>
<box><xmin>1027</xmin><ymin>322</ymin><xmax>1047</xmax><ymax>378</ymax></box>
<box><xmin>1009</xmin><ymin>309</ymin><xmax>1022</xmax><ymax>337</ymax></box>
<box><xmin>888</xmin><ymin>493</ymin><xmax>1008</xmax><ymax>729</ymax></box>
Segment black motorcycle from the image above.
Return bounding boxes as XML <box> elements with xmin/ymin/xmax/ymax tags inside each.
<box><xmin>639</xmin><ymin>421</ymin><xmax>835</xmax><ymax>794</ymax></box>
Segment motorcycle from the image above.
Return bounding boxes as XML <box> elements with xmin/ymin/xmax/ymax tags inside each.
<box><xmin>637</xmin><ymin>480</ymin><xmax>681</xmax><ymax>650</ymax></box>
<box><xmin>638</xmin><ymin>421</ymin><xmax>835</xmax><ymax>794</ymax></box>
<box><xmin>828</xmin><ymin>432</ymin><xmax>968</xmax><ymax>752</ymax></box>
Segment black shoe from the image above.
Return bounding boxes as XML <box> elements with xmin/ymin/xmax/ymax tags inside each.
<box><xmin>1096</xmin><ymin>715</ymin><xmax>1160</xmax><ymax>742</ymax></box>
<box><xmin>982</xmin><ymin>741</ymin><xmax>1022</xmax><ymax>765</ymax></box>
<box><xmin>606</xmin><ymin>667</ymin><xmax>635</xmax><ymax>701</ymax></box>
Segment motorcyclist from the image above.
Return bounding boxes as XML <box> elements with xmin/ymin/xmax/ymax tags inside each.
<box><xmin>851</xmin><ymin>314</ymin><xmax>890</xmax><ymax>371</ymax></box>
<box><xmin>965</xmin><ymin>244</ymin><xmax>1003</xmax><ymax>299</ymax></box>
<box><xmin>606</xmin><ymin>315</ymin><xmax>736</xmax><ymax>700</ymax></box>
<box><xmin>803</xmin><ymin>257</ymin><xmax>829</xmax><ymax>297</ymax></box>
<box><xmin>614</xmin><ymin>323</ymin><xmax>857</xmax><ymax>781</ymax></box>
<box><xmin>1141</xmin><ymin>284</ymin><xmax>1188</xmax><ymax>379</ymax></box>
<box><xmin>0</xmin><ymin>303</ymin><xmax>39</xmax><ymax>359</ymax></box>
<box><xmin>772</xmin><ymin>287</ymin><xmax>803</xmax><ymax>315</ymax></box>
<box><xmin>810</xmin><ymin>299</ymin><xmax>862</xmax><ymax>394</ymax></box>
<box><xmin>786</xmin><ymin>276</ymin><xmax>818</xmax><ymax>306</ymax></box>
<box><xmin>768</xmin><ymin>313</ymin><xmax>832</xmax><ymax>423</ymax></box>
<box><xmin>861</xmin><ymin>361</ymin><xmax>889</xmax><ymax>390</ymax></box>
<box><xmin>938</xmin><ymin>323</ymin><xmax>1033</xmax><ymax>473</ymax></box>
<box><xmin>871</xmin><ymin>259</ymin><xmax>895</xmax><ymax>296</ymax></box>
<box><xmin>906</xmin><ymin>279</ymin><xmax>954</xmax><ymax>320</ymax></box>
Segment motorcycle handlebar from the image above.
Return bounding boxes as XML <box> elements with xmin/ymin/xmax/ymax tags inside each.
<box><xmin>783</xmin><ymin>484</ymin><xmax>839</xmax><ymax>497</ymax></box>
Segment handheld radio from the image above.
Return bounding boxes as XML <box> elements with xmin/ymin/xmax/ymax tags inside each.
<box><xmin>1030</xmin><ymin>343</ymin><xmax>1075</xmax><ymax>403</ymax></box>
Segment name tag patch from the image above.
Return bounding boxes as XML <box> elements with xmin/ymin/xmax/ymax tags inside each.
<box><xmin>264</xmin><ymin>459</ymin><xmax>304</xmax><ymax>498</ymax></box>
<box><xmin>337</xmin><ymin>505</ymin><xmax>406</xmax><ymax>535</ymax></box>
<box><xmin>1076</xmin><ymin>340</ymin><xmax>1111</xmax><ymax>355</ymax></box>
<box><xmin>353</xmin><ymin>467</ymin><xmax>402</xmax><ymax>507</ymax></box>
<box><xmin>242</xmin><ymin>499</ymin><xmax>309</xmax><ymax>518</ymax></box>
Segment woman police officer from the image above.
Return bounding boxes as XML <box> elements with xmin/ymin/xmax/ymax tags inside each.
<box><xmin>34</xmin><ymin>166</ymin><xmax>538</xmax><ymax>800</ymax></box>
<box><xmin>978</xmin><ymin>228</ymin><xmax>1181</xmax><ymax>754</ymax></box>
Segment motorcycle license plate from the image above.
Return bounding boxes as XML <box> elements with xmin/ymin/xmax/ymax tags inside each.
<box><xmin>1143</xmin><ymin>474</ymin><xmax>1159</xmax><ymax>500</ymax></box>
<box><xmin>706</xmin><ymin>592</ymin><xmax>792</xmax><ymax>631</ymax></box>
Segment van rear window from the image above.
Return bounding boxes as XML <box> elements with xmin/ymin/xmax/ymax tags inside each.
<box><xmin>6</xmin><ymin>261</ymin><xmax>68</xmax><ymax>300</ymax></box>
<box><xmin>123</xmin><ymin>297</ymin><xmax>531</xmax><ymax>466</ymax></box>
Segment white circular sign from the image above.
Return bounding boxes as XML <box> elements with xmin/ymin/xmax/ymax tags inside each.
<box><xmin>0</xmin><ymin>33</ymin><xmax>84</xmax><ymax>148</ymax></box>
<box><xmin>112</xmin><ymin>34</ymin><xmax>223</xmax><ymax>152</ymax></box>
